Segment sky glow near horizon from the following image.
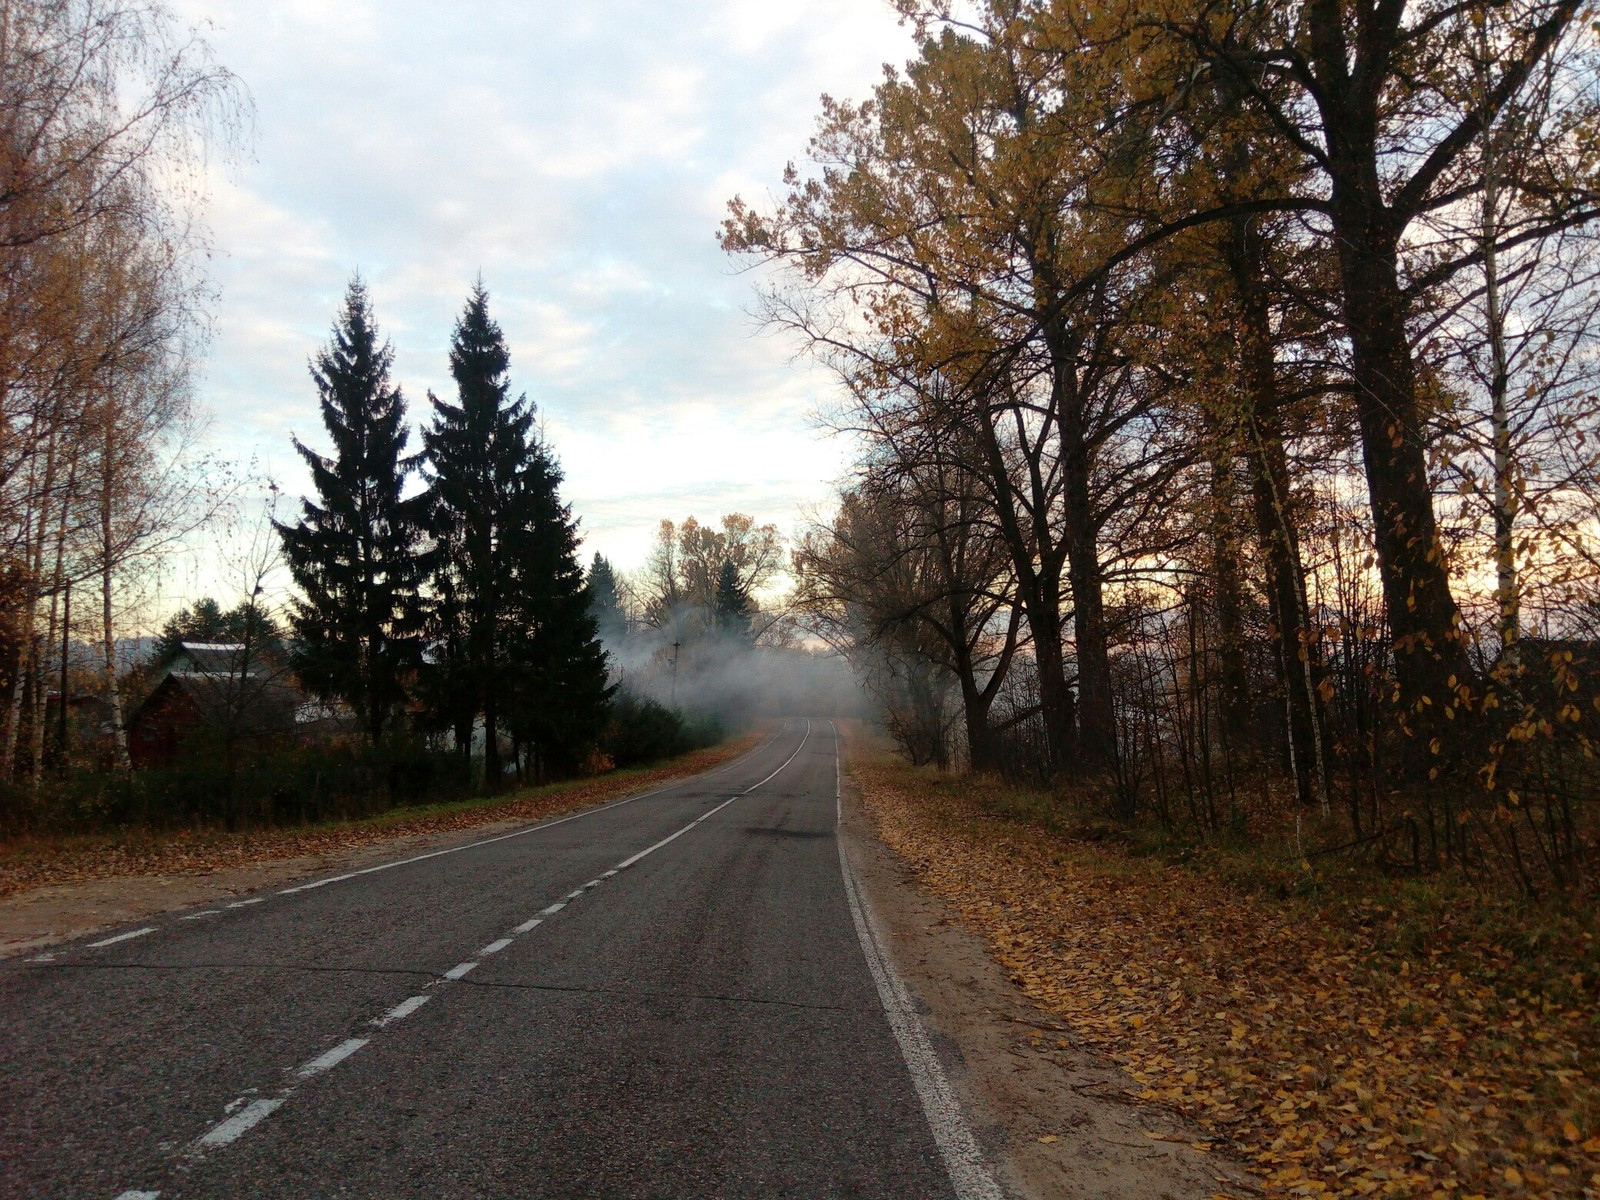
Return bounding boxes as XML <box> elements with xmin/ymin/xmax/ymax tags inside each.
<box><xmin>169</xmin><ymin>0</ymin><xmax>916</xmax><ymax>585</ymax></box>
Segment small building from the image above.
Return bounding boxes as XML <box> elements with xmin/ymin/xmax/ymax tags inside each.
<box><xmin>127</xmin><ymin>642</ymin><xmax>300</xmax><ymax>769</ymax></box>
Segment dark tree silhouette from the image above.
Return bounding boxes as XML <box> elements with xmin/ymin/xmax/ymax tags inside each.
<box><xmin>422</xmin><ymin>282</ymin><xmax>610</xmax><ymax>788</ymax></box>
<box><xmin>276</xmin><ymin>278</ymin><xmax>425</xmax><ymax>743</ymax></box>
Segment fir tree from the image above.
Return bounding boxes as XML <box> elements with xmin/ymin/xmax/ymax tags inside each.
<box><xmin>587</xmin><ymin>552</ymin><xmax>625</xmax><ymax>642</ymax></box>
<box><xmin>713</xmin><ymin>558</ymin><xmax>752</xmax><ymax>641</ymax></box>
<box><xmin>156</xmin><ymin>597</ymin><xmax>285</xmax><ymax>661</ymax></box>
<box><xmin>276</xmin><ymin>277</ymin><xmax>424</xmax><ymax>743</ymax></box>
<box><xmin>504</xmin><ymin>451</ymin><xmax>613</xmax><ymax>780</ymax></box>
<box><xmin>422</xmin><ymin>282</ymin><xmax>537</xmax><ymax>789</ymax></box>
<box><xmin>422</xmin><ymin>283</ymin><xmax>613</xmax><ymax>787</ymax></box>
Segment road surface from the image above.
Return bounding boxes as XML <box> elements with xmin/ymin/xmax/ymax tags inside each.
<box><xmin>1</xmin><ymin>720</ymin><xmax>1001</xmax><ymax>1199</ymax></box>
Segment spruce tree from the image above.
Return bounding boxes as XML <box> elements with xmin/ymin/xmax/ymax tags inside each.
<box><xmin>504</xmin><ymin>451</ymin><xmax>613</xmax><ymax>780</ymax></box>
<box><xmin>713</xmin><ymin>558</ymin><xmax>752</xmax><ymax>641</ymax></box>
<box><xmin>422</xmin><ymin>283</ymin><xmax>613</xmax><ymax>788</ymax></box>
<box><xmin>276</xmin><ymin>278</ymin><xmax>423</xmax><ymax>742</ymax></box>
<box><xmin>422</xmin><ymin>283</ymin><xmax>538</xmax><ymax>790</ymax></box>
<box><xmin>587</xmin><ymin>552</ymin><xmax>625</xmax><ymax>642</ymax></box>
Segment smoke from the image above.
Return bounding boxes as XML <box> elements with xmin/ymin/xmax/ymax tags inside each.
<box><xmin>599</xmin><ymin>605</ymin><xmax>868</xmax><ymax>730</ymax></box>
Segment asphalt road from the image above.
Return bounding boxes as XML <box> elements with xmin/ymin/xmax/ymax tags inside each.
<box><xmin>0</xmin><ymin>720</ymin><xmax>997</xmax><ymax>1199</ymax></box>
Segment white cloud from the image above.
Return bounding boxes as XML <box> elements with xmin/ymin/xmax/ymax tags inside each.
<box><xmin>168</xmin><ymin>0</ymin><xmax>916</xmax><ymax>581</ymax></box>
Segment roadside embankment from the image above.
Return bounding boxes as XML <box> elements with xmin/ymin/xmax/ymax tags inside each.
<box><xmin>846</xmin><ymin>735</ymin><xmax>1599</xmax><ymax>1198</ymax></box>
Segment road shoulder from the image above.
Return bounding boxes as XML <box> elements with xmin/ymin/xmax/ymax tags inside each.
<box><xmin>837</xmin><ymin>741</ymin><xmax>1247</xmax><ymax>1200</ymax></box>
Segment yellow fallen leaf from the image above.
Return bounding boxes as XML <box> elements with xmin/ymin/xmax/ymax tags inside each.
<box><xmin>1037</xmin><ymin>1134</ymin><xmax>1058</xmax><ymax>1144</ymax></box>
<box><xmin>1505</xmin><ymin>1166</ymin><xmax>1523</xmax><ymax>1186</ymax></box>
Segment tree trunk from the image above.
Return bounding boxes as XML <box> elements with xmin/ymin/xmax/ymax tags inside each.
<box><xmin>1207</xmin><ymin>440</ymin><xmax>1252</xmax><ymax>752</ymax></box>
<box><xmin>1060</xmin><ymin>421</ymin><xmax>1115</xmax><ymax>773</ymax></box>
<box><xmin>1310</xmin><ymin>21</ymin><xmax>1476</xmax><ymax>760</ymax></box>
<box><xmin>101</xmin><ymin>554</ymin><xmax>130</xmax><ymax>771</ymax></box>
<box><xmin>482</xmin><ymin>672</ymin><xmax>500</xmax><ymax>794</ymax></box>
<box><xmin>1227</xmin><ymin>217</ymin><xmax>1329</xmax><ymax>809</ymax></box>
<box><xmin>973</xmin><ymin>399</ymin><xmax>1076</xmax><ymax>773</ymax></box>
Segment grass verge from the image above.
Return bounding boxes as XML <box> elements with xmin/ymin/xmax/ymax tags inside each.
<box><xmin>0</xmin><ymin>731</ymin><xmax>764</xmax><ymax>901</ymax></box>
<box><xmin>846</xmin><ymin>734</ymin><xmax>1599</xmax><ymax>1198</ymax></box>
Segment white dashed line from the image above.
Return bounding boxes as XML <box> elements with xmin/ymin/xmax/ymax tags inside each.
<box><xmin>294</xmin><ymin>1038</ymin><xmax>369</xmax><ymax>1080</ymax></box>
<box><xmin>735</xmin><ymin>722</ymin><xmax>811</xmax><ymax>795</ymax></box>
<box><xmin>104</xmin><ymin>723</ymin><xmax>813</xmax><ymax>1193</ymax></box>
<box><xmin>373</xmin><ymin>995</ymin><xmax>432</xmax><ymax>1026</ymax></box>
<box><xmin>86</xmin><ymin>928</ymin><xmax>156</xmax><ymax>949</ymax></box>
<box><xmin>268</xmin><ymin>732</ymin><xmax>784</xmax><ymax>902</ymax></box>
<box><xmin>178</xmin><ymin>911</ymin><xmax>222</xmax><ymax>920</ymax></box>
<box><xmin>195</xmin><ymin>1097</ymin><xmax>284</xmax><ymax>1148</ymax></box>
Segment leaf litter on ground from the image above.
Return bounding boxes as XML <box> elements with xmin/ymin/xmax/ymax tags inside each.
<box><xmin>849</xmin><ymin>748</ymin><xmax>1599</xmax><ymax>1199</ymax></box>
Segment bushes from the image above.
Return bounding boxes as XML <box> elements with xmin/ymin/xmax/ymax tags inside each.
<box><xmin>0</xmin><ymin>696</ymin><xmax>733</xmax><ymax>838</ymax></box>
<box><xmin>0</xmin><ymin>737</ymin><xmax>473</xmax><ymax>837</ymax></box>
<box><xmin>603</xmin><ymin>689</ymin><xmax>724</xmax><ymax>768</ymax></box>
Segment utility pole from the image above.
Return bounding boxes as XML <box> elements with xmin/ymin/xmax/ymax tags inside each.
<box><xmin>671</xmin><ymin>640</ymin><xmax>682</xmax><ymax>708</ymax></box>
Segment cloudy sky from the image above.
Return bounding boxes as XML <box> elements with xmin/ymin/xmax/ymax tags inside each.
<box><xmin>169</xmin><ymin>0</ymin><xmax>915</xmax><ymax>576</ymax></box>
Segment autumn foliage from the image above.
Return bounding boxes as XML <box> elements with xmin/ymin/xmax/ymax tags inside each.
<box><xmin>731</xmin><ymin>0</ymin><xmax>1600</xmax><ymax>898</ymax></box>
<box><xmin>852</xmin><ymin>743</ymin><xmax>1599</xmax><ymax>1196</ymax></box>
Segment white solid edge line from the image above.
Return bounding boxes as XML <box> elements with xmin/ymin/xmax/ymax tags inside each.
<box><xmin>195</xmin><ymin>1097</ymin><xmax>284</xmax><ymax>1148</ymax></box>
<box><xmin>86</xmin><ymin>927</ymin><xmax>156</xmax><ymax>948</ymax></box>
<box><xmin>295</xmin><ymin>1037</ymin><xmax>369</xmax><ymax>1079</ymax></box>
<box><xmin>374</xmin><ymin>994</ymin><xmax>431</xmax><ymax>1026</ymax></box>
<box><xmin>831</xmin><ymin>721</ymin><xmax>1005</xmax><ymax>1200</ymax></box>
<box><xmin>478</xmin><ymin>938</ymin><xmax>512</xmax><ymax>956</ymax></box>
<box><xmin>443</xmin><ymin>961</ymin><xmax>477</xmax><ymax>980</ymax></box>
<box><xmin>272</xmin><ymin>722</ymin><xmax>793</xmax><ymax>898</ymax></box>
